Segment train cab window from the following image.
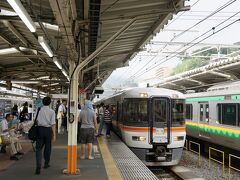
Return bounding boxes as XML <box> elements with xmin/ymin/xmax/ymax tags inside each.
<box><xmin>200</xmin><ymin>104</ymin><xmax>204</xmax><ymax>121</ymax></box>
<box><xmin>153</xmin><ymin>99</ymin><xmax>167</xmax><ymax>123</ymax></box>
<box><xmin>218</xmin><ymin>103</ymin><xmax>237</xmax><ymax>126</ymax></box>
<box><xmin>172</xmin><ymin>99</ymin><xmax>185</xmax><ymax>126</ymax></box>
<box><xmin>124</xmin><ymin>98</ymin><xmax>148</xmax><ymax>124</ymax></box>
<box><xmin>186</xmin><ymin>104</ymin><xmax>193</xmax><ymax>120</ymax></box>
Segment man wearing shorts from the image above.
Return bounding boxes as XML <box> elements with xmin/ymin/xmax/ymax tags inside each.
<box><xmin>79</xmin><ymin>100</ymin><xmax>97</xmax><ymax>160</ymax></box>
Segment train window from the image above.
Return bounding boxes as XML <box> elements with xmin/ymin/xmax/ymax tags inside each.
<box><xmin>206</xmin><ymin>104</ymin><xmax>209</xmax><ymax>122</ymax></box>
<box><xmin>218</xmin><ymin>103</ymin><xmax>237</xmax><ymax>126</ymax></box>
<box><xmin>238</xmin><ymin>105</ymin><xmax>240</xmax><ymax>126</ymax></box>
<box><xmin>117</xmin><ymin>102</ymin><xmax>122</xmax><ymax>122</ymax></box>
<box><xmin>153</xmin><ymin>99</ymin><xmax>167</xmax><ymax>123</ymax></box>
<box><xmin>200</xmin><ymin>104</ymin><xmax>204</xmax><ymax>121</ymax></box>
<box><xmin>124</xmin><ymin>98</ymin><xmax>148</xmax><ymax>124</ymax></box>
<box><xmin>186</xmin><ymin>104</ymin><xmax>193</xmax><ymax>120</ymax></box>
<box><xmin>172</xmin><ymin>99</ymin><xmax>185</xmax><ymax>126</ymax></box>
<box><xmin>111</xmin><ymin>104</ymin><xmax>117</xmax><ymax>121</ymax></box>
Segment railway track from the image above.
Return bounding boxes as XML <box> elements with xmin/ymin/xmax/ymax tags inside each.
<box><xmin>150</xmin><ymin>167</ymin><xmax>182</xmax><ymax>180</ymax></box>
<box><xmin>150</xmin><ymin>165</ymin><xmax>204</xmax><ymax>180</ymax></box>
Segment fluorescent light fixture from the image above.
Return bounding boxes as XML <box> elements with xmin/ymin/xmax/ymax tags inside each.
<box><xmin>53</xmin><ymin>56</ymin><xmax>62</xmax><ymax>69</ymax></box>
<box><xmin>62</xmin><ymin>69</ymin><xmax>68</xmax><ymax>77</ymax></box>
<box><xmin>36</xmin><ymin>76</ymin><xmax>49</xmax><ymax>80</ymax></box>
<box><xmin>12</xmin><ymin>80</ymin><xmax>39</xmax><ymax>84</ymax></box>
<box><xmin>19</xmin><ymin>47</ymin><xmax>37</xmax><ymax>54</ymax></box>
<box><xmin>38</xmin><ymin>36</ymin><xmax>53</xmax><ymax>57</ymax></box>
<box><xmin>7</xmin><ymin>0</ymin><xmax>36</xmax><ymax>32</ymax></box>
<box><xmin>35</xmin><ymin>22</ymin><xmax>59</xmax><ymax>31</ymax></box>
<box><xmin>0</xmin><ymin>48</ymin><xmax>18</xmax><ymax>55</ymax></box>
<box><xmin>49</xmin><ymin>83</ymin><xmax>59</xmax><ymax>86</ymax></box>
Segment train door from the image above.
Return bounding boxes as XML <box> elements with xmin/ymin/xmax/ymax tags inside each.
<box><xmin>149</xmin><ymin>97</ymin><xmax>171</xmax><ymax>145</ymax></box>
<box><xmin>116</xmin><ymin>101</ymin><xmax>122</xmax><ymax>135</ymax></box>
<box><xmin>198</xmin><ymin>102</ymin><xmax>210</xmax><ymax>138</ymax></box>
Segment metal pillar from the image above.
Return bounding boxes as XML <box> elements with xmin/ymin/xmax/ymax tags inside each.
<box><xmin>63</xmin><ymin>59</ymin><xmax>80</xmax><ymax>174</ymax></box>
<box><xmin>66</xmin><ymin>18</ymin><xmax>136</xmax><ymax>174</ymax></box>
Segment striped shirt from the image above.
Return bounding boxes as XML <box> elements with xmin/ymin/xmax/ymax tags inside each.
<box><xmin>104</xmin><ymin>109</ymin><xmax>111</xmax><ymax>123</ymax></box>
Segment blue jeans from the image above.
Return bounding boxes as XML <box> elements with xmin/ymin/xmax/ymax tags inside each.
<box><xmin>97</xmin><ymin>115</ymin><xmax>104</xmax><ymax>135</ymax></box>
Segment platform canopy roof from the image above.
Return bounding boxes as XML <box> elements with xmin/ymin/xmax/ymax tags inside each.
<box><xmin>155</xmin><ymin>56</ymin><xmax>240</xmax><ymax>92</ymax></box>
<box><xmin>0</xmin><ymin>0</ymin><xmax>188</xmax><ymax>94</ymax></box>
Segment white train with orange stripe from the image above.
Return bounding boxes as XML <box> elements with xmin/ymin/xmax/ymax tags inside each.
<box><xmin>99</xmin><ymin>87</ymin><xmax>186</xmax><ymax>166</ymax></box>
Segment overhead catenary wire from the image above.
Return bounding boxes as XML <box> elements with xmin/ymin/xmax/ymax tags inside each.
<box><xmin>116</xmin><ymin>53</ymin><xmax>153</xmax><ymax>84</ymax></box>
<box><xmin>132</xmin><ymin>10</ymin><xmax>240</xmax><ymax>79</ymax></box>
<box><xmin>131</xmin><ymin>18</ymin><xmax>240</xmax><ymax>80</ymax></box>
<box><xmin>128</xmin><ymin>0</ymin><xmax>238</xmax><ymax>80</ymax></box>
<box><xmin>116</xmin><ymin>0</ymin><xmax>202</xmax><ymax>84</ymax></box>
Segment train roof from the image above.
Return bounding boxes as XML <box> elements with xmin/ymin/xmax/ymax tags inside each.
<box><xmin>185</xmin><ymin>81</ymin><xmax>240</xmax><ymax>98</ymax></box>
<box><xmin>97</xmin><ymin>87</ymin><xmax>184</xmax><ymax>102</ymax></box>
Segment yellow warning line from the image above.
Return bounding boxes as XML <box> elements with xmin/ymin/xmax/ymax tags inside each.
<box><xmin>97</xmin><ymin>137</ymin><xmax>122</xmax><ymax>180</ymax></box>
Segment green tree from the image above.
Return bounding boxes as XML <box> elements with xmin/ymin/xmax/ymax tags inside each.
<box><xmin>172</xmin><ymin>57</ymin><xmax>209</xmax><ymax>75</ymax></box>
<box><xmin>171</xmin><ymin>46</ymin><xmax>240</xmax><ymax>75</ymax></box>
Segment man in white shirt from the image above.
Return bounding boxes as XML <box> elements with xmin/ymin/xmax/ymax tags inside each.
<box><xmin>57</xmin><ymin>100</ymin><xmax>67</xmax><ymax>134</ymax></box>
<box><xmin>0</xmin><ymin>114</ymin><xmax>23</xmax><ymax>160</ymax></box>
<box><xmin>35</xmin><ymin>97</ymin><xmax>56</xmax><ymax>175</ymax></box>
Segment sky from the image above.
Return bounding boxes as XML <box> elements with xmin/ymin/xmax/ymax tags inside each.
<box><xmin>101</xmin><ymin>0</ymin><xmax>240</xmax><ymax>95</ymax></box>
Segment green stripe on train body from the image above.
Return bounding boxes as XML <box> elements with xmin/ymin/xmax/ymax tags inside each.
<box><xmin>186</xmin><ymin>123</ymin><xmax>240</xmax><ymax>139</ymax></box>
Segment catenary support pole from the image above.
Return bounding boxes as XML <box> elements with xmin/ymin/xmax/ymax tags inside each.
<box><xmin>66</xmin><ymin>18</ymin><xmax>136</xmax><ymax>174</ymax></box>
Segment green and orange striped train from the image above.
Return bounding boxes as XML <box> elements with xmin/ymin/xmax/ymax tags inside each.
<box><xmin>185</xmin><ymin>81</ymin><xmax>240</xmax><ymax>152</ymax></box>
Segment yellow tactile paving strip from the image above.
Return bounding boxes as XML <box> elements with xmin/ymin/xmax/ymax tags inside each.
<box><xmin>97</xmin><ymin>137</ymin><xmax>122</xmax><ymax>180</ymax></box>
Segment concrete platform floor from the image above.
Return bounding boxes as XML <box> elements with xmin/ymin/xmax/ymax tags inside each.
<box><xmin>0</xmin><ymin>134</ymin><xmax>108</xmax><ymax>180</ymax></box>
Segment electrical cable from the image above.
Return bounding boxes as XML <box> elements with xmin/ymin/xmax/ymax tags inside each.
<box><xmin>133</xmin><ymin>18</ymin><xmax>240</xmax><ymax>79</ymax></box>
<box><xmin>116</xmin><ymin>0</ymin><xmax>201</xmax><ymax>84</ymax></box>
<box><xmin>128</xmin><ymin>0</ymin><xmax>238</xmax><ymax>80</ymax></box>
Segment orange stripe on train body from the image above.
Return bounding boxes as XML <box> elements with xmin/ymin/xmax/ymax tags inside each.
<box><xmin>119</xmin><ymin>125</ymin><xmax>185</xmax><ymax>133</ymax></box>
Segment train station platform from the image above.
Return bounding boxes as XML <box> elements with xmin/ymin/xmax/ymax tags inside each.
<box><xmin>0</xmin><ymin>132</ymin><xmax>157</xmax><ymax>180</ymax></box>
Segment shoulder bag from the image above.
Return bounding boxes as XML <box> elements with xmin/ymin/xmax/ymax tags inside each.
<box><xmin>28</xmin><ymin>108</ymin><xmax>41</xmax><ymax>141</ymax></box>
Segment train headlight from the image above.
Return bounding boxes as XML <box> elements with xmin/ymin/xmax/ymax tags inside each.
<box><xmin>132</xmin><ymin>136</ymin><xmax>146</xmax><ymax>141</ymax></box>
<box><xmin>139</xmin><ymin>93</ymin><xmax>148</xmax><ymax>97</ymax></box>
<box><xmin>173</xmin><ymin>136</ymin><xmax>184</xmax><ymax>141</ymax></box>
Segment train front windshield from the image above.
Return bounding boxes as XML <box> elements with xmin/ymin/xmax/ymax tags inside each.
<box><xmin>172</xmin><ymin>99</ymin><xmax>185</xmax><ymax>127</ymax></box>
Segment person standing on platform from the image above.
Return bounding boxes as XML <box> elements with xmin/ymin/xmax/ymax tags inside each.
<box><xmin>96</xmin><ymin>102</ymin><xmax>104</xmax><ymax>137</ymax></box>
<box><xmin>11</xmin><ymin>104</ymin><xmax>19</xmax><ymax>117</ymax></box>
<box><xmin>104</xmin><ymin>105</ymin><xmax>112</xmax><ymax>138</ymax></box>
<box><xmin>28</xmin><ymin>104</ymin><xmax>33</xmax><ymax>121</ymax></box>
<box><xmin>57</xmin><ymin>100</ymin><xmax>67</xmax><ymax>134</ymax></box>
<box><xmin>79</xmin><ymin>100</ymin><xmax>97</xmax><ymax>160</ymax></box>
<box><xmin>55</xmin><ymin>100</ymin><xmax>60</xmax><ymax>116</ymax></box>
<box><xmin>19</xmin><ymin>102</ymin><xmax>29</xmax><ymax>122</ymax></box>
<box><xmin>35</xmin><ymin>97</ymin><xmax>56</xmax><ymax>175</ymax></box>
